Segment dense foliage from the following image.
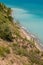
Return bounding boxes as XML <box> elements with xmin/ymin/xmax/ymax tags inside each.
<box><xmin>0</xmin><ymin>3</ymin><xmax>13</xmax><ymax>41</ymax></box>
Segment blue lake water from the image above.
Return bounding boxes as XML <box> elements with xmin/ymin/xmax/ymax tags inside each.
<box><xmin>0</xmin><ymin>0</ymin><xmax>43</xmax><ymax>45</ymax></box>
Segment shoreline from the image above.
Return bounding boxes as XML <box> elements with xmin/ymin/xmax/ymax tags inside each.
<box><xmin>20</xmin><ymin>26</ymin><xmax>43</xmax><ymax>51</ymax></box>
<box><xmin>12</xmin><ymin>9</ymin><xmax>43</xmax><ymax>51</ymax></box>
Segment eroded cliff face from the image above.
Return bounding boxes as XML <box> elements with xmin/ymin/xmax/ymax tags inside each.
<box><xmin>0</xmin><ymin>3</ymin><xmax>43</xmax><ymax>65</ymax></box>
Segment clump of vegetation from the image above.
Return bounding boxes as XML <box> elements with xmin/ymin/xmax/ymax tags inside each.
<box><xmin>0</xmin><ymin>3</ymin><xmax>13</xmax><ymax>41</ymax></box>
<box><xmin>0</xmin><ymin>24</ymin><xmax>12</xmax><ymax>41</ymax></box>
<box><xmin>0</xmin><ymin>46</ymin><xmax>10</xmax><ymax>57</ymax></box>
<box><xmin>12</xmin><ymin>43</ymin><xmax>27</xmax><ymax>56</ymax></box>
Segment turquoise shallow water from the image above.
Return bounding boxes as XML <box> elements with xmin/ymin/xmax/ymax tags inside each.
<box><xmin>12</xmin><ymin>8</ymin><xmax>43</xmax><ymax>44</ymax></box>
<box><xmin>0</xmin><ymin>0</ymin><xmax>43</xmax><ymax>45</ymax></box>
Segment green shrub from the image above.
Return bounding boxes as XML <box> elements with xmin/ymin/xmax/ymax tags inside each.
<box><xmin>0</xmin><ymin>23</ymin><xmax>12</xmax><ymax>41</ymax></box>
<box><xmin>12</xmin><ymin>43</ymin><xmax>28</xmax><ymax>56</ymax></box>
<box><xmin>0</xmin><ymin>46</ymin><xmax>10</xmax><ymax>57</ymax></box>
<box><xmin>0</xmin><ymin>3</ymin><xmax>13</xmax><ymax>41</ymax></box>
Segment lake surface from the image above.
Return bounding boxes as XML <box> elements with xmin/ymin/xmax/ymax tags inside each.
<box><xmin>0</xmin><ymin>0</ymin><xmax>43</xmax><ymax>45</ymax></box>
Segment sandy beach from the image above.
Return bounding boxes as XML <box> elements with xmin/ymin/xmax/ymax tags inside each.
<box><xmin>20</xmin><ymin>27</ymin><xmax>43</xmax><ymax>51</ymax></box>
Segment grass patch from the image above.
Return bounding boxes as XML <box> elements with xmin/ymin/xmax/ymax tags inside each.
<box><xmin>0</xmin><ymin>46</ymin><xmax>10</xmax><ymax>57</ymax></box>
<box><xmin>12</xmin><ymin>43</ymin><xmax>43</xmax><ymax>65</ymax></box>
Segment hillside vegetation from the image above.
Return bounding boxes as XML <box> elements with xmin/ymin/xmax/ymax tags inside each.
<box><xmin>0</xmin><ymin>3</ymin><xmax>43</xmax><ymax>65</ymax></box>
